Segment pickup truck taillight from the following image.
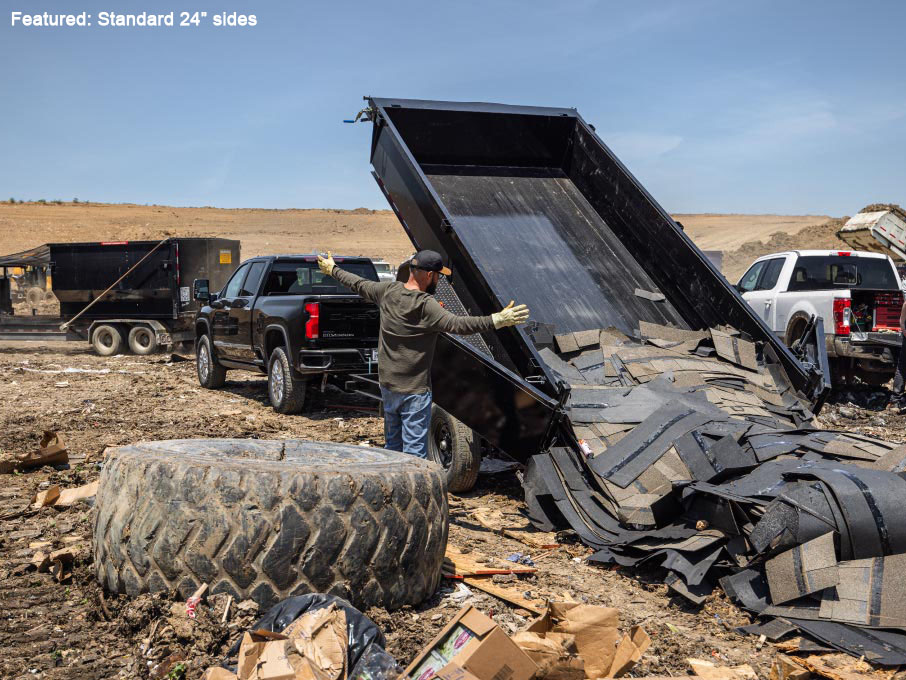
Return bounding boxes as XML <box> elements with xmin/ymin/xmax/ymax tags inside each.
<box><xmin>304</xmin><ymin>302</ymin><xmax>320</xmax><ymax>339</ymax></box>
<box><xmin>833</xmin><ymin>297</ymin><xmax>851</xmax><ymax>336</ymax></box>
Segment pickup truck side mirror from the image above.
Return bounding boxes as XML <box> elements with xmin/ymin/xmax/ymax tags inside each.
<box><xmin>193</xmin><ymin>278</ymin><xmax>210</xmax><ymax>302</ymax></box>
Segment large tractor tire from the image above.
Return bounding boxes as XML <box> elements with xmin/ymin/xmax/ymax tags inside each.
<box><xmin>93</xmin><ymin>439</ymin><xmax>448</xmax><ymax>611</ymax></box>
<box><xmin>427</xmin><ymin>405</ymin><xmax>481</xmax><ymax>493</ymax></box>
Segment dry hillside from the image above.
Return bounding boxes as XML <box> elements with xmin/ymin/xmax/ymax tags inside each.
<box><xmin>0</xmin><ymin>202</ymin><xmax>832</xmax><ymax>277</ymax></box>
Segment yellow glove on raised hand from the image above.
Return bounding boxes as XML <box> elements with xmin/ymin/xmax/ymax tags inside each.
<box><xmin>492</xmin><ymin>300</ymin><xmax>530</xmax><ymax>329</ymax></box>
<box><xmin>317</xmin><ymin>252</ymin><xmax>336</xmax><ymax>276</ymax></box>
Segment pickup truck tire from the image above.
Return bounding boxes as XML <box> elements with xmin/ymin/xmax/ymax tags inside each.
<box><xmin>785</xmin><ymin>312</ymin><xmax>812</xmax><ymax>348</ymax></box>
<box><xmin>92</xmin><ymin>324</ymin><xmax>123</xmax><ymax>357</ymax></box>
<box><xmin>269</xmin><ymin>346</ymin><xmax>307</xmax><ymax>414</ymax></box>
<box><xmin>427</xmin><ymin>405</ymin><xmax>481</xmax><ymax>493</ymax></box>
<box><xmin>197</xmin><ymin>334</ymin><xmax>226</xmax><ymax>388</ymax></box>
<box><xmin>128</xmin><ymin>325</ymin><xmax>158</xmax><ymax>355</ymax></box>
<box><xmin>92</xmin><ymin>439</ymin><xmax>448</xmax><ymax>610</ymax></box>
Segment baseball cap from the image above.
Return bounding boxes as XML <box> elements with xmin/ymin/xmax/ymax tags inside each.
<box><xmin>409</xmin><ymin>249</ymin><xmax>452</xmax><ymax>276</ymax></box>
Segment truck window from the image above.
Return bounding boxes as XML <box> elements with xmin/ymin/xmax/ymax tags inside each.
<box><xmin>240</xmin><ymin>262</ymin><xmax>266</xmax><ymax>297</ymax></box>
<box><xmin>222</xmin><ymin>263</ymin><xmax>250</xmax><ymax>298</ymax></box>
<box><xmin>787</xmin><ymin>255</ymin><xmax>898</xmax><ymax>291</ymax></box>
<box><xmin>738</xmin><ymin>261</ymin><xmax>766</xmax><ymax>292</ymax></box>
<box><xmin>755</xmin><ymin>258</ymin><xmax>785</xmax><ymax>291</ymax></box>
<box><xmin>262</xmin><ymin>261</ymin><xmax>379</xmax><ymax>295</ymax></box>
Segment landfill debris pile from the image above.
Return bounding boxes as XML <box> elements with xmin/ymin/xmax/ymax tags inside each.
<box><xmin>525</xmin><ymin>321</ymin><xmax>906</xmax><ymax>665</ymax></box>
<box><xmin>203</xmin><ymin>594</ymin><xmax>668</xmax><ymax>680</ymax></box>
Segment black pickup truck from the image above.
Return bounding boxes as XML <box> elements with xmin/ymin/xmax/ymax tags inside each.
<box><xmin>192</xmin><ymin>254</ymin><xmax>380</xmax><ymax>413</ymax></box>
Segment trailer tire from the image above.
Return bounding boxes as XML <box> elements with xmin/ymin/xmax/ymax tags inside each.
<box><xmin>25</xmin><ymin>286</ymin><xmax>44</xmax><ymax>307</ymax></box>
<box><xmin>268</xmin><ymin>346</ymin><xmax>307</xmax><ymax>414</ymax></box>
<box><xmin>92</xmin><ymin>439</ymin><xmax>448</xmax><ymax>610</ymax></box>
<box><xmin>128</xmin><ymin>325</ymin><xmax>159</xmax><ymax>355</ymax></box>
<box><xmin>427</xmin><ymin>405</ymin><xmax>481</xmax><ymax>493</ymax></box>
<box><xmin>197</xmin><ymin>334</ymin><xmax>226</xmax><ymax>389</ymax></box>
<box><xmin>92</xmin><ymin>325</ymin><xmax>123</xmax><ymax>357</ymax></box>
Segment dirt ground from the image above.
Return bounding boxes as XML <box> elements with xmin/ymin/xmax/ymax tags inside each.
<box><xmin>0</xmin><ymin>340</ymin><xmax>901</xmax><ymax>679</ymax></box>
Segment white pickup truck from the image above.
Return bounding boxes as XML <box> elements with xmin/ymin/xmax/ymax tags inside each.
<box><xmin>737</xmin><ymin>249</ymin><xmax>903</xmax><ymax>385</ymax></box>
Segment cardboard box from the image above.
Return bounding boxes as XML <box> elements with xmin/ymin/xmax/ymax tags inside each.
<box><xmin>404</xmin><ymin>606</ymin><xmax>538</xmax><ymax>680</ymax></box>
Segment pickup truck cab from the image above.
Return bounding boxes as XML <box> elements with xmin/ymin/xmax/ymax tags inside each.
<box><xmin>193</xmin><ymin>254</ymin><xmax>379</xmax><ymax>412</ymax></box>
<box><xmin>738</xmin><ymin>250</ymin><xmax>903</xmax><ymax>385</ymax></box>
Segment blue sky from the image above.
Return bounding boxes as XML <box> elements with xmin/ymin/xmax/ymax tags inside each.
<box><xmin>2</xmin><ymin>0</ymin><xmax>904</xmax><ymax>214</ymax></box>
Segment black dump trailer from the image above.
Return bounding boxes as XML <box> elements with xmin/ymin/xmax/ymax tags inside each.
<box><xmin>0</xmin><ymin>238</ymin><xmax>239</xmax><ymax>354</ymax></box>
<box><xmin>364</xmin><ymin>97</ymin><xmax>826</xmax><ymax>460</ymax></box>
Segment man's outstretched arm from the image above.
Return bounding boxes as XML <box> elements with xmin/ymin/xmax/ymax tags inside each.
<box><xmin>318</xmin><ymin>252</ymin><xmax>387</xmax><ymax>304</ymax></box>
<box><xmin>422</xmin><ymin>298</ymin><xmax>529</xmax><ymax>335</ymax></box>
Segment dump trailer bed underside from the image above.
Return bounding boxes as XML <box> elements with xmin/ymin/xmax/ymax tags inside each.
<box><xmin>426</xmin><ymin>165</ymin><xmax>689</xmax><ymax>336</ymax></box>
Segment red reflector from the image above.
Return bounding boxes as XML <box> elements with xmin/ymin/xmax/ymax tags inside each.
<box><xmin>836</xmin><ymin>251</ymin><xmax>851</xmax><ymax>256</ymax></box>
<box><xmin>833</xmin><ymin>297</ymin><xmax>851</xmax><ymax>336</ymax></box>
<box><xmin>305</xmin><ymin>302</ymin><xmax>320</xmax><ymax>339</ymax></box>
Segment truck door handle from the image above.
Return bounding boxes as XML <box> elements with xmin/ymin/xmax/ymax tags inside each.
<box><xmin>764</xmin><ymin>300</ymin><xmax>772</xmax><ymax>308</ymax></box>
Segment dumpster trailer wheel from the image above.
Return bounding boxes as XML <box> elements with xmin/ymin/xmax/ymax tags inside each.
<box><xmin>427</xmin><ymin>405</ymin><xmax>481</xmax><ymax>493</ymax></box>
<box><xmin>128</xmin><ymin>325</ymin><xmax>159</xmax><ymax>355</ymax></box>
<box><xmin>196</xmin><ymin>334</ymin><xmax>226</xmax><ymax>388</ymax></box>
<box><xmin>92</xmin><ymin>439</ymin><xmax>448</xmax><ymax>610</ymax></box>
<box><xmin>92</xmin><ymin>324</ymin><xmax>123</xmax><ymax>357</ymax></box>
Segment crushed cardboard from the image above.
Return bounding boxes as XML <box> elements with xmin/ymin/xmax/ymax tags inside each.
<box><xmin>522</xmin><ymin>602</ymin><xmax>649</xmax><ymax>679</ymax></box>
<box><xmin>0</xmin><ymin>431</ymin><xmax>68</xmax><ymax>473</ymax></box>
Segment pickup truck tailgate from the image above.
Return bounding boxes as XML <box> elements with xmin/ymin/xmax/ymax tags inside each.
<box><xmin>318</xmin><ymin>299</ymin><xmax>379</xmax><ymax>343</ymax></box>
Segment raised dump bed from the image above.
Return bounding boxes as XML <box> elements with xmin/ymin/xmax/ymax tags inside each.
<box><xmin>365</xmin><ymin>97</ymin><xmax>824</xmax><ymax>455</ymax></box>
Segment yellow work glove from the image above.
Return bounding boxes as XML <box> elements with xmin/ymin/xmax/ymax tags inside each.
<box><xmin>317</xmin><ymin>252</ymin><xmax>336</xmax><ymax>276</ymax></box>
<box><xmin>492</xmin><ymin>300</ymin><xmax>530</xmax><ymax>329</ymax></box>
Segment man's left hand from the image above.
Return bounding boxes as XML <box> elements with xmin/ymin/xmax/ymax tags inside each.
<box><xmin>318</xmin><ymin>252</ymin><xmax>336</xmax><ymax>276</ymax></box>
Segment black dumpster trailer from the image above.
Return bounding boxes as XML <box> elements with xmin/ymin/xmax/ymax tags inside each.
<box><xmin>0</xmin><ymin>238</ymin><xmax>240</xmax><ymax>354</ymax></box>
<box><xmin>363</xmin><ymin>97</ymin><xmax>827</xmax><ymax>460</ymax></box>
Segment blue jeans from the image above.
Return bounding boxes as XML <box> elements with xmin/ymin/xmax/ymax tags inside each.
<box><xmin>381</xmin><ymin>387</ymin><xmax>432</xmax><ymax>458</ymax></box>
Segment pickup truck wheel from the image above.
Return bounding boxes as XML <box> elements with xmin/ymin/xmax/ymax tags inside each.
<box><xmin>128</xmin><ymin>325</ymin><xmax>158</xmax><ymax>355</ymax></box>
<box><xmin>197</xmin><ymin>334</ymin><xmax>226</xmax><ymax>388</ymax></box>
<box><xmin>427</xmin><ymin>405</ymin><xmax>480</xmax><ymax>493</ymax></box>
<box><xmin>269</xmin><ymin>346</ymin><xmax>307</xmax><ymax>414</ymax></box>
<box><xmin>92</xmin><ymin>324</ymin><xmax>123</xmax><ymax>357</ymax></box>
<box><xmin>785</xmin><ymin>313</ymin><xmax>812</xmax><ymax>348</ymax></box>
<box><xmin>92</xmin><ymin>439</ymin><xmax>448</xmax><ymax>610</ymax></box>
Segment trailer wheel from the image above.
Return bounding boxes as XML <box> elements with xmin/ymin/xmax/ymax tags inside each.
<box><xmin>427</xmin><ymin>405</ymin><xmax>481</xmax><ymax>493</ymax></box>
<box><xmin>92</xmin><ymin>439</ymin><xmax>448</xmax><ymax>610</ymax></box>
<box><xmin>268</xmin><ymin>346</ymin><xmax>308</xmax><ymax>414</ymax></box>
<box><xmin>128</xmin><ymin>325</ymin><xmax>159</xmax><ymax>355</ymax></box>
<box><xmin>92</xmin><ymin>325</ymin><xmax>123</xmax><ymax>357</ymax></box>
<box><xmin>197</xmin><ymin>334</ymin><xmax>226</xmax><ymax>388</ymax></box>
<box><xmin>25</xmin><ymin>286</ymin><xmax>44</xmax><ymax>307</ymax></box>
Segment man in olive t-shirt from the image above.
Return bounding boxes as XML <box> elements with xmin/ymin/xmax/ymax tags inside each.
<box><xmin>318</xmin><ymin>249</ymin><xmax>529</xmax><ymax>458</ymax></box>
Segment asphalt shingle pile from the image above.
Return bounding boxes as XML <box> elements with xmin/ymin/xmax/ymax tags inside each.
<box><xmin>526</xmin><ymin>321</ymin><xmax>906</xmax><ymax>665</ymax></box>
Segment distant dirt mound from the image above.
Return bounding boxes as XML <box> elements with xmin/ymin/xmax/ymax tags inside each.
<box><xmin>723</xmin><ymin>217</ymin><xmax>849</xmax><ymax>282</ymax></box>
<box><xmin>861</xmin><ymin>203</ymin><xmax>906</xmax><ymax>223</ymax></box>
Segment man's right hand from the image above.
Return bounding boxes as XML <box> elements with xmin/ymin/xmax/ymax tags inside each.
<box><xmin>317</xmin><ymin>252</ymin><xmax>336</xmax><ymax>277</ymax></box>
<box><xmin>492</xmin><ymin>300</ymin><xmax>530</xmax><ymax>329</ymax></box>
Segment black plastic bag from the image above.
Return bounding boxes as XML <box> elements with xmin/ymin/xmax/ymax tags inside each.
<box><xmin>224</xmin><ymin>593</ymin><xmax>387</xmax><ymax>671</ymax></box>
